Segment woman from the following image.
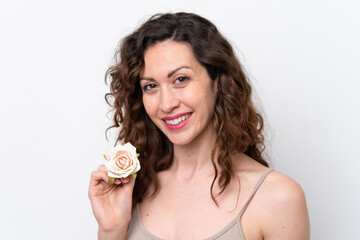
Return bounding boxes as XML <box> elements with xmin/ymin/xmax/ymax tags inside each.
<box><xmin>89</xmin><ymin>12</ymin><xmax>310</xmax><ymax>240</ymax></box>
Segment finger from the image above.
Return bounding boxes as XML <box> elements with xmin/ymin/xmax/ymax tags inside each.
<box><xmin>89</xmin><ymin>170</ymin><xmax>110</xmax><ymax>188</ymax></box>
<box><xmin>97</xmin><ymin>164</ymin><xmax>107</xmax><ymax>172</ymax></box>
<box><xmin>120</xmin><ymin>176</ymin><xmax>130</xmax><ymax>184</ymax></box>
<box><xmin>121</xmin><ymin>175</ymin><xmax>136</xmax><ymax>194</ymax></box>
<box><xmin>114</xmin><ymin>178</ymin><xmax>122</xmax><ymax>185</ymax></box>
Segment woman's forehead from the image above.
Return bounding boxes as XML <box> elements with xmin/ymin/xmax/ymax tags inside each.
<box><xmin>141</xmin><ymin>41</ymin><xmax>199</xmax><ymax>78</ymax></box>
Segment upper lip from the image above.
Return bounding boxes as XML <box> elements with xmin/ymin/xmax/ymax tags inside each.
<box><xmin>161</xmin><ymin>112</ymin><xmax>192</xmax><ymax>120</ymax></box>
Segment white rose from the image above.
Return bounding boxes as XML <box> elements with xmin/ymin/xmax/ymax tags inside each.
<box><xmin>105</xmin><ymin>142</ymin><xmax>141</xmax><ymax>178</ymax></box>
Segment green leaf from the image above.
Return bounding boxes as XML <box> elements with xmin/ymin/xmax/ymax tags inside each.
<box><xmin>103</xmin><ymin>154</ymin><xmax>107</xmax><ymax>160</ymax></box>
<box><xmin>133</xmin><ymin>173</ymin><xmax>137</xmax><ymax>180</ymax></box>
<box><xmin>136</xmin><ymin>153</ymin><xmax>140</xmax><ymax>157</ymax></box>
<box><xmin>108</xmin><ymin>177</ymin><xmax>114</xmax><ymax>184</ymax></box>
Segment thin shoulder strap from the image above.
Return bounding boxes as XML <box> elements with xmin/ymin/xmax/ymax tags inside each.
<box><xmin>238</xmin><ymin>168</ymin><xmax>273</xmax><ymax>219</ymax></box>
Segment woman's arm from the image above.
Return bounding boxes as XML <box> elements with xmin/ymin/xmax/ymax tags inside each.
<box><xmin>98</xmin><ymin>226</ymin><xmax>127</xmax><ymax>240</ymax></box>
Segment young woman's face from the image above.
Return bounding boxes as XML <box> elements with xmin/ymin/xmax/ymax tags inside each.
<box><xmin>140</xmin><ymin>41</ymin><xmax>217</xmax><ymax>146</ymax></box>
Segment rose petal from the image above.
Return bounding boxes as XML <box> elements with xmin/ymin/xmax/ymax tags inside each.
<box><xmin>105</xmin><ymin>142</ymin><xmax>141</xmax><ymax>178</ymax></box>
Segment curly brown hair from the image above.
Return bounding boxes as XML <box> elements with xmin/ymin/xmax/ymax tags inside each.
<box><xmin>105</xmin><ymin>12</ymin><xmax>269</xmax><ymax>207</ymax></box>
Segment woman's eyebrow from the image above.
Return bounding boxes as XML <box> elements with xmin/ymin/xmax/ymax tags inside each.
<box><xmin>167</xmin><ymin>66</ymin><xmax>191</xmax><ymax>78</ymax></box>
<box><xmin>139</xmin><ymin>77</ymin><xmax>156</xmax><ymax>82</ymax></box>
<box><xmin>140</xmin><ymin>65</ymin><xmax>191</xmax><ymax>81</ymax></box>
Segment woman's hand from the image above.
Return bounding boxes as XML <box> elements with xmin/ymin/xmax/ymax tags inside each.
<box><xmin>88</xmin><ymin>164</ymin><xmax>135</xmax><ymax>238</ymax></box>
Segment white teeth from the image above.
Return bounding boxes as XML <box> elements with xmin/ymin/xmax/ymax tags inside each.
<box><xmin>165</xmin><ymin>113</ymin><xmax>191</xmax><ymax>126</ymax></box>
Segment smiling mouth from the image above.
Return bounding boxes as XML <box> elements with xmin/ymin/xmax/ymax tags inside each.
<box><xmin>164</xmin><ymin>113</ymin><xmax>192</xmax><ymax>126</ymax></box>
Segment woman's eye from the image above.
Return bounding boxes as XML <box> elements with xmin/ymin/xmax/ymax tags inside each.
<box><xmin>143</xmin><ymin>83</ymin><xmax>157</xmax><ymax>91</ymax></box>
<box><xmin>174</xmin><ymin>76</ymin><xmax>189</xmax><ymax>85</ymax></box>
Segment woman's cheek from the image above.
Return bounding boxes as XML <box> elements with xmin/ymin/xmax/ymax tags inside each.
<box><xmin>143</xmin><ymin>95</ymin><xmax>158</xmax><ymax>116</ymax></box>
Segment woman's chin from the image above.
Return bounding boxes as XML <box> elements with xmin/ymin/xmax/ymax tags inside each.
<box><xmin>167</xmin><ymin>135</ymin><xmax>194</xmax><ymax>147</ymax></box>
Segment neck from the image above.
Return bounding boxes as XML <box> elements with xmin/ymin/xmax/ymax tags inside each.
<box><xmin>170</xmin><ymin>125</ymin><xmax>218</xmax><ymax>180</ymax></box>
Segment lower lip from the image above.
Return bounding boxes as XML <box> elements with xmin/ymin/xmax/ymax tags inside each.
<box><xmin>163</xmin><ymin>114</ymin><xmax>192</xmax><ymax>130</ymax></box>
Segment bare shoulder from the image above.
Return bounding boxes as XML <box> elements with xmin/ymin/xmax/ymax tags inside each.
<box><xmin>231</xmin><ymin>154</ymin><xmax>309</xmax><ymax>239</ymax></box>
<box><xmin>262</xmin><ymin>171</ymin><xmax>306</xmax><ymax>204</ymax></box>
<box><xmin>257</xmin><ymin>170</ymin><xmax>310</xmax><ymax>240</ymax></box>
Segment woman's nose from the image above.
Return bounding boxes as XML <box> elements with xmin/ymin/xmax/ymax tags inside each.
<box><xmin>159</xmin><ymin>88</ymin><xmax>180</xmax><ymax>113</ymax></box>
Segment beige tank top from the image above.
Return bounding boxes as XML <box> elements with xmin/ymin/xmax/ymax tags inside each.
<box><xmin>126</xmin><ymin>168</ymin><xmax>273</xmax><ymax>240</ymax></box>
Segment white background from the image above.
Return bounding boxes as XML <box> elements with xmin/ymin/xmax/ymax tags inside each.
<box><xmin>1</xmin><ymin>0</ymin><xmax>359</xmax><ymax>239</ymax></box>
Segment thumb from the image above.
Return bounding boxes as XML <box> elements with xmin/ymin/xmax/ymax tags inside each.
<box><xmin>121</xmin><ymin>174</ymin><xmax>136</xmax><ymax>194</ymax></box>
